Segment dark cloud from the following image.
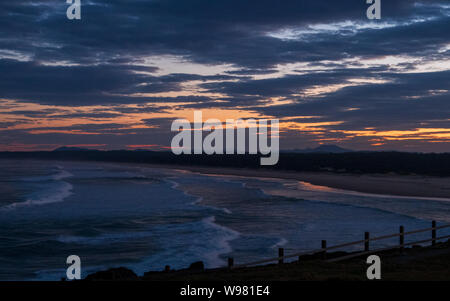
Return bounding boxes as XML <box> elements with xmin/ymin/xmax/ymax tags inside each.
<box><xmin>201</xmin><ymin>68</ymin><xmax>388</xmax><ymax>97</ymax></box>
<box><xmin>0</xmin><ymin>0</ymin><xmax>449</xmax><ymax>151</ymax></box>
<box><xmin>0</xmin><ymin>59</ymin><xmax>161</xmax><ymax>104</ymax></box>
<box><xmin>48</xmin><ymin>112</ymin><xmax>123</xmax><ymax>119</ymax></box>
<box><xmin>258</xmin><ymin>70</ymin><xmax>450</xmax><ymax>131</ymax></box>
<box><xmin>1</xmin><ymin>0</ymin><xmax>448</xmax><ymax>68</ymax></box>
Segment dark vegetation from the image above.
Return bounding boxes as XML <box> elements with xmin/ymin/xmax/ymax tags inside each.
<box><xmin>1</xmin><ymin>150</ymin><xmax>450</xmax><ymax>176</ymax></box>
<box><xmin>85</xmin><ymin>241</ymin><xmax>450</xmax><ymax>281</ymax></box>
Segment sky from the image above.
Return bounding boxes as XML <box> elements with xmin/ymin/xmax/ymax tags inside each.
<box><xmin>0</xmin><ymin>0</ymin><xmax>449</xmax><ymax>152</ymax></box>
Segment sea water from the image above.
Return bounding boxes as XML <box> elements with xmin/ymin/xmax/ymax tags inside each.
<box><xmin>0</xmin><ymin>159</ymin><xmax>449</xmax><ymax>280</ymax></box>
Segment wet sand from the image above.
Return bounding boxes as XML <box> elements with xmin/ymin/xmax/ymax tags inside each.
<box><xmin>147</xmin><ymin>164</ymin><xmax>450</xmax><ymax>199</ymax></box>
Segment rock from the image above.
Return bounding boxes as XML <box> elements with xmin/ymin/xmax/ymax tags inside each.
<box><xmin>85</xmin><ymin>267</ymin><xmax>138</xmax><ymax>281</ymax></box>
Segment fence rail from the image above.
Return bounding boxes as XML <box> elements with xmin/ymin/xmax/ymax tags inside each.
<box><xmin>227</xmin><ymin>221</ymin><xmax>450</xmax><ymax>269</ymax></box>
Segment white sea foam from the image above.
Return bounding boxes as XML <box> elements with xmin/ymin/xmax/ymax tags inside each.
<box><xmin>166</xmin><ymin>177</ymin><xmax>233</xmax><ymax>214</ymax></box>
<box><xmin>201</xmin><ymin>215</ymin><xmax>241</xmax><ymax>267</ymax></box>
<box><xmin>2</xmin><ymin>167</ymin><xmax>74</xmax><ymax>210</ymax></box>
<box><xmin>271</xmin><ymin>237</ymin><xmax>288</xmax><ymax>249</ymax></box>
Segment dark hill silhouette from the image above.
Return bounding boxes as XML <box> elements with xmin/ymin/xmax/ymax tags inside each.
<box><xmin>53</xmin><ymin>146</ymin><xmax>95</xmax><ymax>152</ymax></box>
<box><xmin>1</xmin><ymin>150</ymin><xmax>450</xmax><ymax>176</ymax></box>
<box><xmin>286</xmin><ymin>145</ymin><xmax>353</xmax><ymax>153</ymax></box>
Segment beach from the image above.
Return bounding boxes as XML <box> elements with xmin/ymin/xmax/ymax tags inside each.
<box><xmin>1</xmin><ymin>159</ymin><xmax>449</xmax><ymax>280</ymax></box>
<box><xmin>146</xmin><ymin>164</ymin><xmax>450</xmax><ymax>199</ymax></box>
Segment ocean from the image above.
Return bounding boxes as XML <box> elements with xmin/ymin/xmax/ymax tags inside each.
<box><xmin>0</xmin><ymin>159</ymin><xmax>449</xmax><ymax>280</ymax></box>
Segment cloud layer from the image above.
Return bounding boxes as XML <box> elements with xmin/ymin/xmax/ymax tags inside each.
<box><xmin>0</xmin><ymin>0</ymin><xmax>449</xmax><ymax>151</ymax></box>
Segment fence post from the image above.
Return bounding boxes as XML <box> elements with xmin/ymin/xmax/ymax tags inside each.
<box><xmin>321</xmin><ymin>240</ymin><xmax>327</xmax><ymax>259</ymax></box>
<box><xmin>278</xmin><ymin>248</ymin><xmax>284</xmax><ymax>264</ymax></box>
<box><xmin>228</xmin><ymin>257</ymin><xmax>234</xmax><ymax>269</ymax></box>
<box><xmin>399</xmin><ymin>226</ymin><xmax>404</xmax><ymax>253</ymax></box>
<box><xmin>432</xmin><ymin>220</ymin><xmax>437</xmax><ymax>246</ymax></box>
<box><xmin>364</xmin><ymin>232</ymin><xmax>370</xmax><ymax>252</ymax></box>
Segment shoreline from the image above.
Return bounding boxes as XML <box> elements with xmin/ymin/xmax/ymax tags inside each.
<box><xmin>2</xmin><ymin>158</ymin><xmax>450</xmax><ymax>199</ymax></box>
<box><xmin>144</xmin><ymin>164</ymin><xmax>450</xmax><ymax>199</ymax></box>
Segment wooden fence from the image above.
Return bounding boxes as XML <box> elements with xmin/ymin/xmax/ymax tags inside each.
<box><xmin>226</xmin><ymin>220</ymin><xmax>450</xmax><ymax>269</ymax></box>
